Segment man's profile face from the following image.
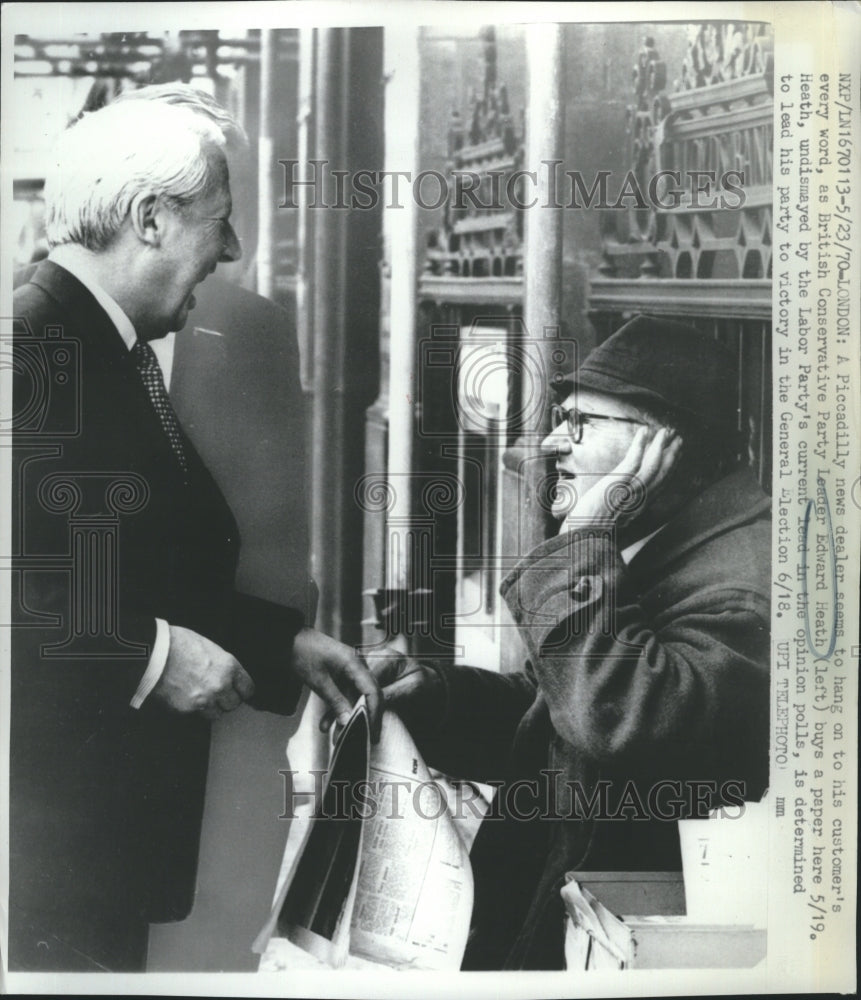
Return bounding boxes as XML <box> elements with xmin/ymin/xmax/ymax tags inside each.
<box><xmin>154</xmin><ymin>150</ymin><xmax>242</xmax><ymax>335</ymax></box>
<box><xmin>216</xmin><ymin>144</ymin><xmax>256</xmax><ymax>285</ymax></box>
<box><xmin>542</xmin><ymin>389</ymin><xmax>648</xmax><ymax>519</ymax></box>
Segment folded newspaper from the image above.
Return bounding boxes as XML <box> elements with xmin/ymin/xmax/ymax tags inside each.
<box><xmin>253</xmin><ymin>698</ymin><xmax>476</xmax><ymax>970</ymax></box>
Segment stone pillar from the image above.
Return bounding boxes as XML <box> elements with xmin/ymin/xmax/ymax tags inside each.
<box><xmin>256</xmin><ymin>29</ymin><xmax>276</xmax><ymax>300</ymax></box>
<box><xmin>361</xmin><ymin>25</ymin><xmax>421</xmax><ymax>649</ymax></box>
<box><xmin>499</xmin><ymin>24</ymin><xmax>565</xmax><ymax>674</ymax></box>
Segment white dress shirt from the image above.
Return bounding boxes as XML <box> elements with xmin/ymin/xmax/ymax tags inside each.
<box><xmin>620</xmin><ymin>524</ymin><xmax>666</xmax><ymax>564</ymax></box>
<box><xmin>49</xmin><ymin>249</ymin><xmax>170</xmax><ymax>708</ymax></box>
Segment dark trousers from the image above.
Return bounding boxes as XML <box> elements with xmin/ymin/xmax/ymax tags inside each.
<box><xmin>9</xmin><ymin>905</ymin><xmax>149</xmax><ymax>972</ymax></box>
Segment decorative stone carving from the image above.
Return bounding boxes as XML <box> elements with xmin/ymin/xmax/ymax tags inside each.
<box><xmin>590</xmin><ymin>23</ymin><xmax>774</xmax><ymax>492</ymax></box>
<box><xmin>678</xmin><ymin>23</ymin><xmax>774</xmax><ymax>91</ymax></box>
<box><xmin>424</xmin><ymin>26</ymin><xmax>526</xmax><ymax>282</ymax></box>
<box><xmin>599</xmin><ymin>24</ymin><xmax>773</xmax><ymax>287</ymax></box>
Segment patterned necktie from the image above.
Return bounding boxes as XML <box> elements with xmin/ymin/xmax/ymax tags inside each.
<box><xmin>132</xmin><ymin>341</ymin><xmax>188</xmax><ymax>472</ymax></box>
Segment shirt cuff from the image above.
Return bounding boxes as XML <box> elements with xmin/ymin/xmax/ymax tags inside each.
<box><xmin>130</xmin><ymin>617</ymin><xmax>170</xmax><ymax>709</ymax></box>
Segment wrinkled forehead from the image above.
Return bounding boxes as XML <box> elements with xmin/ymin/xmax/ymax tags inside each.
<box><xmin>205</xmin><ymin>145</ymin><xmax>230</xmax><ymax>185</ymax></box>
<box><xmin>199</xmin><ymin>147</ymin><xmax>233</xmax><ymax>211</ymax></box>
<box><xmin>215</xmin><ymin>143</ymin><xmax>255</xmax><ymax>225</ymax></box>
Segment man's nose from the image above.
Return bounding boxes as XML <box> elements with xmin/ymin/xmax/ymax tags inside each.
<box><xmin>541</xmin><ymin>425</ymin><xmax>572</xmax><ymax>456</ymax></box>
<box><xmin>220</xmin><ymin>223</ymin><xmax>242</xmax><ymax>263</ymax></box>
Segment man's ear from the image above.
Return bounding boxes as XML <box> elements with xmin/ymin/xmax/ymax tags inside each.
<box><xmin>129</xmin><ymin>193</ymin><xmax>163</xmax><ymax>247</ymax></box>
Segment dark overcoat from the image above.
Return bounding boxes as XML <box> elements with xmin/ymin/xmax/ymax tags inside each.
<box><xmin>415</xmin><ymin>468</ymin><xmax>771</xmax><ymax>969</ymax></box>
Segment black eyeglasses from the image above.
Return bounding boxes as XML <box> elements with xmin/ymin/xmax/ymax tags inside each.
<box><xmin>550</xmin><ymin>403</ymin><xmax>644</xmax><ymax>444</ymax></box>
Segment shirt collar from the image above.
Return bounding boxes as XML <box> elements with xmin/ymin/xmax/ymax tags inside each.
<box><xmin>48</xmin><ymin>249</ymin><xmax>138</xmax><ymax>351</ymax></box>
<box><xmin>621</xmin><ymin>524</ymin><xmax>666</xmax><ymax>564</ymax></box>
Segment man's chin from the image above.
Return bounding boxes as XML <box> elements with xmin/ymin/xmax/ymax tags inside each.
<box><xmin>169</xmin><ymin>303</ymin><xmax>194</xmax><ymax>334</ymax></box>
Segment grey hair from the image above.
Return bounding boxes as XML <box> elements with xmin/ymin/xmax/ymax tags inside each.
<box><xmin>45</xmin><ymin>99</ymin><xmax>227</xmax><ymax>251</ymax></box>
<box><xmin>113</xmin><ymin>82</ymin><xmax>249</xmax><ymax>151</ymax></box>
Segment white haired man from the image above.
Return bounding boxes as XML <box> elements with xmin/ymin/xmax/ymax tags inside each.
<box><xmin>10</xmin><ymin>98</ymin><xmax>380</xmax><ymax>971</ymax></box>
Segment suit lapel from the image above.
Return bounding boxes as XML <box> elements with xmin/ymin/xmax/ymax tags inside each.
<box><xmin>29</xmin><ymin>260</ymin><xmax>131</xmax><ymax>370</ymax></box>
<box><xmin>28</xmin><ymin>261</ymin><xmax>212</xmax><ymax>486</ymax></box>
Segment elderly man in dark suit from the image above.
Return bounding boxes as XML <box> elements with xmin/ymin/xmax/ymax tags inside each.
<box><xmin>10</xmin><ymin>97</ymin><xmax>379</xmax><ymax>971</ymax></box>
<box><xmin>373</xmin><ymin>317</ymin><xmax>771</xmax><ymax>970</ymax></box>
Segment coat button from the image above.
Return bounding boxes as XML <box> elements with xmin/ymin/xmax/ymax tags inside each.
<box><xmin>572</xmin><ymin>578</ymin><xmax>591</xmax><ymax>601</ymax></box>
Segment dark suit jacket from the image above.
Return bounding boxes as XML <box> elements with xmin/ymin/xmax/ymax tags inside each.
<box><xmin>10</xmin><ymin>261</ymin><xmax>305</xmax><ymax>970</ymax></box>
<box><xmin>412</xmin><ymin>468</ymin><xmax>771</xmax><ymax>969</ymax></box>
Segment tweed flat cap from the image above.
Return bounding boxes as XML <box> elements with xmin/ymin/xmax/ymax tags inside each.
<box><xmin>568</xmin><ymin>315</ymin><xmax>739</xmax><ymax>431</ymax></box>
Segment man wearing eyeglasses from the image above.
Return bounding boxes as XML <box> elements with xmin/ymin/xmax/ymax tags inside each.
<box><xmin>372</xmin><ymin>315</ymin><xmax>771</xmax><ymax>970</ymax></box>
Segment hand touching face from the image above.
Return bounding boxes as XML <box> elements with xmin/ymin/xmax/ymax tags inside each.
<box><xmin>541</xmin><ymin>390</ymin><xmax>683</xmax><ymax>530</ymax></box>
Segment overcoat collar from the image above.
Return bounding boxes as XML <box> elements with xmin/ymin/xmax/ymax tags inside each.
<box><xmin>631</xmin><ymin>466</ymin><xmax>770</xmax><ymax>576</ymax></box>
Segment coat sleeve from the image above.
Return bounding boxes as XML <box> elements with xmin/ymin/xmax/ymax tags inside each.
<box><xmin>222</xmin><ymin>590</ymin><xmax>308</xmax><ymax>715</ymax></box>
<box><xmin>405</xmin><ymin>661</ymin><xmax>538</xmax><ymax>782</ymax></box>
<box><xmin>500</xmin><ymin>528</ymin><xmax>771</xmax><ymax>789</ymax></box>
<box><xmin>11</xmin><ymin>450</ymin><xmax>160</xmax><ymax>708</ymax></box>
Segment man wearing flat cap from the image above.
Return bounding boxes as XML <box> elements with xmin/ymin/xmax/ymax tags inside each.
<box><xmin>374</xmin><ymin>316</ymin><xmax>771</xmax><ymax>970</ymax></box>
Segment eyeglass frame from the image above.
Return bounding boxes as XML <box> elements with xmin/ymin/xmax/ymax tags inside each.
<box><xmin>549</xmin><ymin>402</ymin><xmax>646</xmax><ymax>445</ymax></box>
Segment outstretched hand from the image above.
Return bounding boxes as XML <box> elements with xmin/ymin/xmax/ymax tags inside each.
<box><xmin>291</xmin><ymin>627</ymin><xmax>383</xmax><ymax>742</ymax></box>
<box><xmin>560</xmin><ymin>426</ymin><xmax>683</xmax><ymax>534</ymax></box>
<box><xmin>320</xmin><ymin>645</ymin><xmax>445</xmax><ymax>742</ymax></box>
